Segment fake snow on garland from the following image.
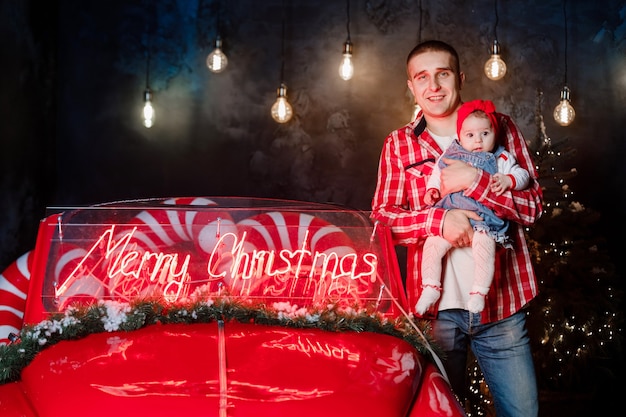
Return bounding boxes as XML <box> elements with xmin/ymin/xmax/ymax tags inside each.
<box><xmin>0</xmin><ymin>296</ymin><xmax>436</xmax><ymax>384</ymax></box>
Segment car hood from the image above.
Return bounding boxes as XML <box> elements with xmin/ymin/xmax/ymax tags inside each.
<box><xmin>6</xmin><ymin>322</ymin><xmax>423</xmax><ymax>417</ymax></box>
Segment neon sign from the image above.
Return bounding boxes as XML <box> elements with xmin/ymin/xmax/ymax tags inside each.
<box><xmin>55</xmin><ymin>225</ymin><xmax>379</xmax><ymax>304</ymax></box>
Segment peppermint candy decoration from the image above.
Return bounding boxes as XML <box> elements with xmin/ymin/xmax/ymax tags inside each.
<box><xmin>0</xmin><ymin>251</ymin><xmax>33</xmax><ymax>344</ymax></box>
<box><xmin>53</xmin><ymin>244</ymin><xmax>105</xmax><ymax>310</ymax></box>
<box><xmin>233</xmin><ymin>212</ymin><xmax>362</xmax><ymax>305</ymax></box>
<box><xmin>119</xmin><ymin>197</ymin><xmax>236</xmax><ymax>254</ymax></box>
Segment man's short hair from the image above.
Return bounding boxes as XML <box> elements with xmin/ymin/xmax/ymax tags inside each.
<box><xmin>406</xmin><ymin>40</ymin><xmax>461</xmax><ymax>81</ymax></box>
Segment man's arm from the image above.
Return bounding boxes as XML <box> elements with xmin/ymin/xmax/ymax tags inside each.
<box><xmin>370</xmin><ymin>129</ymin><xmax>449</xmax><ymax>245</ymax></box>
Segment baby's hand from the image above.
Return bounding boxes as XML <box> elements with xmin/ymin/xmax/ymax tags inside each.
<box><xmin>424</xmin><ymin>188</ymin><xmax>440</xmax><ymax>206</ymax></box>
<box><xmin>490</xmin><ymin>173</ymin><xmax>513</xmax><ymax>196</ymax></box>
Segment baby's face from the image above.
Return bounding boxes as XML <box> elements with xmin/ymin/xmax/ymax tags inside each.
<box><xmin>458</xmin><ymin>114</ymin><xmax>496</xmax><ymax>153</ymax></box>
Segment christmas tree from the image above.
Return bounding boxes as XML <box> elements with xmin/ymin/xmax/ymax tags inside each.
<box><xmin>525</xmin><ymin>89</ymin><xmax>624</xmax><ymax>413</ymax></box>
<box><xmin>466</xmin><ymin>90</ymin><xmax>624</xmax><ymax>416</ymax></box>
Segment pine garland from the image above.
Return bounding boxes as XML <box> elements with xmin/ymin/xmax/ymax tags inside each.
<box><xmin>0</xmin><ymin>296</ymin><xmax>438</xmax><ymax>385</ymax></box>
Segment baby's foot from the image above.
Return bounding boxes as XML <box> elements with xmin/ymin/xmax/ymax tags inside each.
<box><xmin>415</xmin><ymin>286</ymin><xmax>441</xmax><ymax>315</ymax></box>
<box><xmin>467</xmin><ymin>292</ymin><xmax>486</xmax><ymax>313</ymax></box>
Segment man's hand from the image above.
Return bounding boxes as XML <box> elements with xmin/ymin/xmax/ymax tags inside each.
<box><xmin>442</xmin><ymin>209</ymin><xmax>483</xmax><ymax>247</ymax></box>
<box><xmin>439</xmin><ymin>158</ymin><xmax>478</xmax><ymax>197</ymax></box>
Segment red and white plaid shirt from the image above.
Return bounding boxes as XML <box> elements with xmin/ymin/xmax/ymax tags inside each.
<box><xmin>371</xmin><ymin>113</ymin><xmax>544</xmax><ymax>323</ymax></box>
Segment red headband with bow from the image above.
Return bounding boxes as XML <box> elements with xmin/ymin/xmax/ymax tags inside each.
<box><xmin>456</xmin><ymin>99</ymin><xmax>499</xmax><ymax>139</ymax></box>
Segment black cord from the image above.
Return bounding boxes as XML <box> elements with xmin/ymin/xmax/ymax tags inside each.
<box><xmin>145</xmin><ymin>0</ymin><xmax>154</xmax><ymax>89</ymax></box>
<box><xmin>493</xmin><ymin>0</ymin><xmax>499</xmax><ymax>41</ymax></box>
<box><xmin>417</xmin><ymin>0</ymin><xmax>423</xmax><ymax>44</ymax></box>
<box><xmin>280</xmin><ymin>3</ymin><xmax>286</xmax><ymax>84</ymax></box>
<box><xmin>145</xmin><ymin>51</ymin><xmax>150</xmax><ymax>89</ymax></box>
<box><xmin>217</xmin><ymin>0</ymin><xmax>221</xmax><ymax>33</ymax></box>
<box><xmin>346</xmin><ymin>0</ymin><xmax>351</xmax><ymax>42</ymax></box>
<box><xmin>563</xmin><ymin>0</ymin><xmax>568</xmax><ymax>85</ymax></box>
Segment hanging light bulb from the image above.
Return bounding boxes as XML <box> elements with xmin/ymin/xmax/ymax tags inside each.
<box><xmin>271</xmin><ymin>2</ymin><xmax>294</xmax><ymax>124</ymax></box>
<box><xmin>554</xmin><ymin>0</ymin><xmax>575</xmax><ymax>126</ymax></box>
<box><xmin>142</xmin><ymin>88</ymin><xmax>154</xmax><ymax>128</ymax></box>
<box><xmin>484</xmin><ymin>40</ymin><xmax>507</xmax><ymax>80</ymax></box>
<box><xmin>484</xmin><ymin>0</ymin><xmax>507</xmax><ymax>81</ymax></box>
<box><xmin>338</xmin><ymin>0</ymin><xmax>353</xmax><ymax>80</ymax></box>
<box><xmin>410</xmin><ymin>0</ymin><xmax>423</xmax><ymax>122</ymax></box>
<box><xmin>553</xmin><ymin>86</ymin><xmax>575</xmax><ymax>126</ymax></box>
<box><xmin>411</xmin><ymin>103</ymin><xmax>421</xmax><ymax>122</ymax></box>
<box><xmin>271</xmin><ymin>83</ymin><xmax>293</xmax><ymax>123</ymax></box>
<box><xmin>338</xmin><ymin>40</ymin><xmax>354</xmax><ymax>80</ymax></box>
<box><xmin>142</xmin><ymin>52</ymin><xmax>154</xmax><ymax>128</ymax></box>
<box><xmin>142</xmin><ymin>3</ymin><xmax>156</xmax><ymax>129</ymax></box>
<box><xmin>206</xmin><ymin>36</ymin><xmax>228</xmax><ymax>73</ymax></box>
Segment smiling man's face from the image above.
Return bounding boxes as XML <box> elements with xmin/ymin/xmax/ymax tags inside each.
<box><xmin>407</xmin><ymin>50</ymin><xmax>464</xmax><ymax>122</ymax></box>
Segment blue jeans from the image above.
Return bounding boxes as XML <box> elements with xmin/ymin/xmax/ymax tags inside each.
<box><xmin>431</xmin><ymin>309</ymin><xmax>538</xmax><ymax>417</ymax></box>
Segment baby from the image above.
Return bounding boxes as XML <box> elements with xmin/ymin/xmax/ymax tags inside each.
<box><xmin>415</xmin><ymin>99</ymin><xmax>530</xmax><ymax>314</ymax></box>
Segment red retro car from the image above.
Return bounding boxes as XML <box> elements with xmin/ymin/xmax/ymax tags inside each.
<box><xmin>0</xmin><ymin>197</ymin><xmax>466</xmax><ymax>417</ymax></box>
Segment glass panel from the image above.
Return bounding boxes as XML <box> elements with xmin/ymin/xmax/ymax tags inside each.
<box><xmin>38</xmin><ymin>197</ymin><xmax>406</xmax><ymax>317</ymax></box>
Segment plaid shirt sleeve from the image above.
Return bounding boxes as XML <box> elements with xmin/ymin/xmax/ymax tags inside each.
<box><xmin>370</xmin><ymin>121</ymin><xmax>446</xmax><ymax>245</ymax></box>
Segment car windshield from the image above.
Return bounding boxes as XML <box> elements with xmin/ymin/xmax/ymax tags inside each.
<box><xmin>36</xmin><ymin>197</ymin><xmax>406</xmax><ymax>318</ymax></box>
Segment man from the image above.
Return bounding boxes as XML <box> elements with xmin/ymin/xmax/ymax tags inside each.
<box><xmin>371</xmin><ymin>40</ymin><xmax>543</xmax><ymax>417</ymax></box>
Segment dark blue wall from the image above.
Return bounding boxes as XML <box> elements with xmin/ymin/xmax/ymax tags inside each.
<box><xmin>2</xmin><ymin>0</ymin><xmax>625</xmax><ymax>282</ymax></box>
